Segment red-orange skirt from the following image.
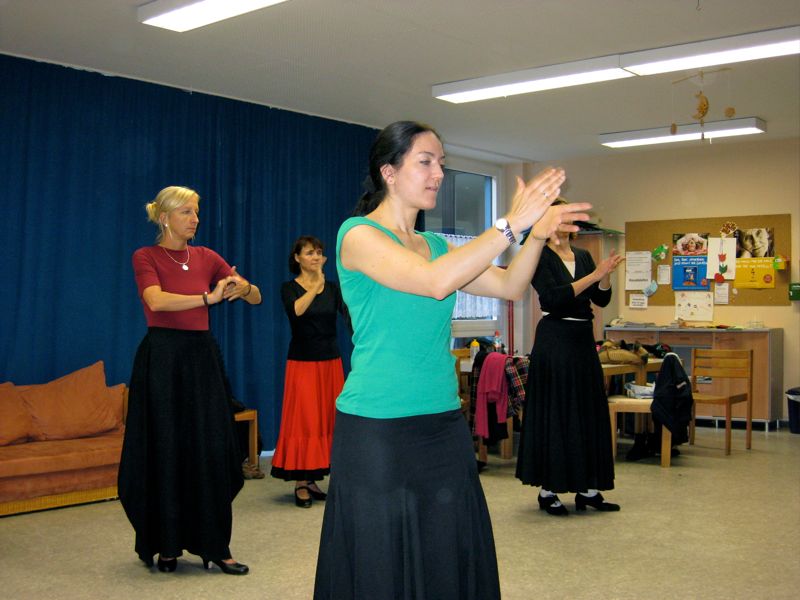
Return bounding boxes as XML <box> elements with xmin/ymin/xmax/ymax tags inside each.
<box><xmin>270</xmin><ymin>358</ymin><xmax>344</xmax><ymax>481</ymax></box>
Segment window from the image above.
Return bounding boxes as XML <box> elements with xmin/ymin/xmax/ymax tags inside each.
<box><xmin>425</xmin><ymin>169</ymin><xmax>491</xmax><ymax>236</ymax></box>
<box><xmin>424</xmin><ymin>167</ymin><xmax>501</xmax><ymax>335</ymax></box>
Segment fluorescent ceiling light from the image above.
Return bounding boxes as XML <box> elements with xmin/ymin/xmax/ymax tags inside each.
<box><xmin>433</xmin><ymin>26</ymin><xmax>799</xmax><ymax>103</ymax></box>
<box><xmin>433</xmin><ymin>56</ymin><xmax>633</xmax><ymax>104</ymax></box>
<box><xmin>599</xmin><ymin>117</ymin><xmax>766</xmax><ymax>148</ymax></box>
<box><xmin>138</xmin><ymin>0</ymin><xmax>289</xmax><ymax>33</ymax></box>
<box><xmin>621</xmin><ymin>26</ymin><xmax>800</xmax><ymax>75</ymax></box>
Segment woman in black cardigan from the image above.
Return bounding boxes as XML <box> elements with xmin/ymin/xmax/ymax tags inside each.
<box><xmin>516</xmin><ymin>200</ymin><xmax>624</xmax><ymax>515</ymax></box>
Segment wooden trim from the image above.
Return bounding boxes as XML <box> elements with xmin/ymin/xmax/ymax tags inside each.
<box><xmin>0</xmin><ymin>486</ymin><xmax>118</xmax><ymax>517</ymax></box>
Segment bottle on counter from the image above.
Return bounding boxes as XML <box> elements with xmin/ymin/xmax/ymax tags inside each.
<box><xmin>469</xmin><ymin>339</ymin><xmax>480</xmax><ymax>360</ymax></box>
<box><xmin>493</xmin><ymin>330</ymin><xmax>503</xmax><ymax>353</ymax></box>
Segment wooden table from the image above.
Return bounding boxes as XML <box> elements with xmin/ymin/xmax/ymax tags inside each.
<box><xmin>603</xmin><ymin>359</ymin><xmax>672</xmax><ymax>467</ymax></box>
<box><xmin>601</xmin><ymin>358</ymin><xmax>662</xmax><ymax>385</ymax></box>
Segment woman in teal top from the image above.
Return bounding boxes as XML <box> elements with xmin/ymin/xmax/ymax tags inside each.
<box><xmin>314</xmin><ymin>121</ymin><xmax>590</xmax><ymax>600</ymax></box>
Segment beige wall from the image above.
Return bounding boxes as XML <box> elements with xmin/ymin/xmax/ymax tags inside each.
<box><xmin>518</xmin><ymin>136</ymin><xmax>799</xmax><ymax>417</ymax></box>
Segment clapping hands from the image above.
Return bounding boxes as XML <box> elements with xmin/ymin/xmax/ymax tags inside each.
<box><xmin>222</xmin><ymin>266</ymin><xmax>252</xmax><ymax>301</ymax></box>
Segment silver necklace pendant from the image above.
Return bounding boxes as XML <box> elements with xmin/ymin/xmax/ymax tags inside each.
<box><xmin>182</xmin><ymin>264</ymin><xmax>189</xmax><ymax>271</ymax></box>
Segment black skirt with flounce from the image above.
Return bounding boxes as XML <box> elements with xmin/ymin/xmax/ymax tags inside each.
<box><xmin>516</xmin><ymin>316</ymin><xmax>615</xmax><ymax>493</ymax></box>
<box><xmin>314</xmin><ymin>409</ymin><xmax>500</xmax><ymax>599</ymax></box>
<box><xmin>118</xmin><ymin>327</ymin><xmax>244</xmax><ymax>563</ymax></box>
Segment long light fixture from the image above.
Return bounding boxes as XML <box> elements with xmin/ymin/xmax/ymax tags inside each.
<box><xmin>433</xmin><ymin>26</ymin><xmax>800</xmax><ymax>103</ymax></box>
<box><xmin>138</xmin><ymin>0</ymin><xmax>289</xmax><ymax>33</ymax></box>
<box><xmin>432</xmin><ymin>56</ymin><xmax>633</xmax><ymax>104</ymax></box>
<box><xmin>598</xmin><ymin>117</ymin><xmax>766</xmax><ymax>148</ymax></box>
<box><xmin>621</xmin><ymin>26</ymin><xmax>800</xmax><ymax>75</ymax></box>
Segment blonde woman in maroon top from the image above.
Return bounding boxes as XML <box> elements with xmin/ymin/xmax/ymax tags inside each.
<box><xmin>118</xmin><ymin>186</ymin><xmax>261</xmax><ymax>575</ymax></box>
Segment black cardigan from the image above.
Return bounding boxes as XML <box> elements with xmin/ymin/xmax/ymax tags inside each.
<box><xmin>532</xmin><ymin>245</ymin><xmax>611</xmax><ymax>320</ymax></box>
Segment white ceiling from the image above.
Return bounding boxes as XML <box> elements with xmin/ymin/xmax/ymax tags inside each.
<box><xmin>1</xmin><ymin>0</ymin><xmax>798</xmax><ymax>163</ymax></box>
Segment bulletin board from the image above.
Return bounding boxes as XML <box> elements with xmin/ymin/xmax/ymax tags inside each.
<box><xmin>625</xmin><ymin>214</ymin><xmax>791</xmax><ymax>306</ymax></box>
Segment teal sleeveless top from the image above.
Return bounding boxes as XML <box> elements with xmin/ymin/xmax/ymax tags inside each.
<box><xmin>335</xmin><ymin>217</ymin><xmax>459</xmax><ymax>418</ymax></box>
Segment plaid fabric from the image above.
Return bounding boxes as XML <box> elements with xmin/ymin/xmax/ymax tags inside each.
<box><xmin>505</xmin><ymin>356</ymin><xmax>529</xmax><ymax>417</ymax></box>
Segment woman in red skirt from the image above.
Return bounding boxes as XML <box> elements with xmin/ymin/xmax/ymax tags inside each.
<box><xmin>271</xmin><ymin>236</ymin><xmax>349</xmax><ymax>507</ymax></box>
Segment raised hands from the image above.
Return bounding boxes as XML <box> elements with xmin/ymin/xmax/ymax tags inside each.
<box><xmin>504</xmin><ymin>168</ymin><xmax>592</xmax><ymax>245</ymax></box>
<box><xmin>307</xmin><ymin>256</ymin><xmax>327</xmax><ymax>294</ymax></box>
<box><xmin>222</xmin><ymin>266</ymin><xmax>253</xmax><ymax>301</ymax></box>
<box><xmin>505</xmin><ymin>168</ymin><xmax>566</xmax><ymax>236</ymax></box>
<box><xmin>593</xmin><ymin>249</ymin><xmax>624</xmax><ymax>282</ymax></box>
<box><xmin>530</xmin><ymin>202</ymin><xmax>593</xmax><ymax>245</ymax></box>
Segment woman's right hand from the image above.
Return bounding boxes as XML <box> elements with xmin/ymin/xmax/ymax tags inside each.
<box><xmin>309</xmin><ymin>256</ymin><xmax>327</xmax><ymax>293</ymax></box>
<box><xmin>504</xmin><ymin>168</ymin><xmax>566</xmax><ymax>236</ymax></box>
<box><xmin>208</xmin><ymin>276</ymin><xmax>234</xmax><ymax>304</ymax></box>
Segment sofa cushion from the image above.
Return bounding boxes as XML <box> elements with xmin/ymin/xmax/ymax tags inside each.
<box><xmin>19</xmin><ymin>361</ymin><xmax>121</xmax><ymax>441</ymax></box>
<box><xmin>0</xmin><ymin>430</ymin><xmax>124</xmax><ymax>478</ymax></box>
<box><xmin>0</xmin><ymin>382</ymin><xmax>35</xmax><ymax>446</ymax></box>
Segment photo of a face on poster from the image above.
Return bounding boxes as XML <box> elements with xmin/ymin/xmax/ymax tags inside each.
<box><xmin>672</xmin><ymin>232</ymin><xmax>709</xmax><ymax>256</ymax></box>
<box><xmin>736</xmin><ymin>228</ymin><xmax>774</xmax><ymax>258</ymax></box>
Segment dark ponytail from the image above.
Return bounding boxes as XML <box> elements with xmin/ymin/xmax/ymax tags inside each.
<box><xmin>353</xmin><ymin>121</ymin><xmax>441</xmax><ymax>216</ymax></box>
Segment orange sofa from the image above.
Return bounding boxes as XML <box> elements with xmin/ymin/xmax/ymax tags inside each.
<box><xmin>0</xmin><ymin>361</ymin><xmax>126</xmax><ymax>516</ymax></box>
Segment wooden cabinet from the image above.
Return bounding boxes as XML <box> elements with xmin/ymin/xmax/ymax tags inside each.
<box><xmin>605</xmin><ymin>327</ymin><xmax>784</xmax><ymax>423</ymax></box>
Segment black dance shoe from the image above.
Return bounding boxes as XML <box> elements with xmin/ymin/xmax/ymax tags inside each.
<box><xmin>574</xmin><ymin>492</ymin><xmax>620</xmax><ymax>512</ymax></box>
<box><xmin>306</xmin><ymin>482</ymin><xmax>327</xmax><ymax>501</ymax></box>
<box><xmin>538</xmin><ymin>494</ymin><xmax>568</xmax><ymax>516</ymax></box>
<box><xmin>626</xmin><ymin>433</ymin><xmax>654</xmax><ymax>462</ymax></box>
<box><xmin>157</xmin><ymin>557</ymin><xmax>177</xmax><ymax>572</ymax></box>
<box><xmin>294</xmin><ymin>486</ymin><xmax>312</xmax><ymax>508</ymax></box>
<box><xmin>203</xmin><ymin>558</ymin><xmax>249</xmax><ymax>575</ymax></box>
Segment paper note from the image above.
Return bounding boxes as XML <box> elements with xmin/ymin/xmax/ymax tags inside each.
<box><xmin>675</xmin><ymin>291</ymin><xmax>714</xmax><ymax>322</ymax></box>
<box><xmin>657</xmin><ymin>264</ymin><xmax>671</xmax><ymax>285</ymax></box>
<box><xmin>629</xmin><ymin>293</ymin><xmax>648</xmax><ymax>309</ymax></box>
<box><xmin>714</xmin><ymin>282</ymin><xmax>729</xmax><ymax>304</ymax></box>
<box><xmin>625</xmin><ymin>251</ymin><xmax>652</xmax><ymax>291</ymax></box>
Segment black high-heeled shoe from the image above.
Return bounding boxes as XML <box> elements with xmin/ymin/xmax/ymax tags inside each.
<box><xmin>294</xmin><ymin>486</ymin><xmax>313</xmax><ymax>508</ymax></box>
<box><xmin>575</xmin><ymin>492</ymin><xmax>620</xmax><ymax>512</ymax></box>
<box><xmin>538</xmin><ymin>494</ymin><xmax>568</xmax><ymax>516</ymax></box>
<box><xmin>157</xmin><ymin>557</ymin><xmax>177</xmax><ymax>572</ymax></box>
<box><xmin>202</xmin><ymin>557</ymin><xmax>249</xmax><ymax>575</ymax></box>
<box><xmin>306</xmin><ymin>482</ymin><xmax>327</xmax><ymax>501</ymax></box>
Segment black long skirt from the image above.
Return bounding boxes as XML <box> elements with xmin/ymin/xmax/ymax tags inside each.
<box><xmin>516</xmin><ymin>317</ymin><xmax>615</xmax><ymax>493</ymax></box>
<box><xmin>118</xmin><ymin>328</ymin><xmax>244</xmax><ymax>563</ymax></box>
<box><xmin>314</xmin><ymin>409</ymin><xmax>500</xmax><ymax>600</ymax></box>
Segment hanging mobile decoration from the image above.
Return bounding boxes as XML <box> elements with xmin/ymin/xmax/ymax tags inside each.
<box><xmin>670</xmin><ymin>68</ymin><xmax>733</xmax><ymax>142</ymax></box>
<box><xmin>724</xmin><ymin>69</ymin><xmax>736</xmax><ymax>118</ymax></box>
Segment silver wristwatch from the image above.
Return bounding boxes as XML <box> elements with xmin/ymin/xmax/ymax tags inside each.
<box><xmin>494</xmin><ymin>218</ymin><xmax>516</xmax><ymax>245</ymax></box>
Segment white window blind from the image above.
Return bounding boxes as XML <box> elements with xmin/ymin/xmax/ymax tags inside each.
<box><xmin>441</xmin><ymin>233</ymin><xmax>500</xmax><ymax>320</ymax></box>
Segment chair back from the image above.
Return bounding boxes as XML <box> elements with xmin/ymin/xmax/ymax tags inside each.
<box><xmin>692</xmin><ymin>348</ymin><xmax>752</xmax><ymax>379</ymax></box>
<box><xmin>691</xmin><ymin>348</ymin><xmax>753</xmax><ymax>396</ymax></box>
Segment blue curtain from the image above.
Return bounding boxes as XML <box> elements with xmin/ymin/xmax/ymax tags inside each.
<box><xmin>0</xmin><ymin>54</ymin><xmax>375</xmax><ymax>448</ymax></box>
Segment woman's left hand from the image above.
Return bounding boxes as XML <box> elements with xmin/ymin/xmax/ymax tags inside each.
<box><xmin>222</xmin><ymin>266</ymin><xmax>252</xmax><ymax>301</ymax></box>
<box><xmin>594</xmin><ymin>249</ymin><xmax>625</xmax><ymax>280</ymax></box>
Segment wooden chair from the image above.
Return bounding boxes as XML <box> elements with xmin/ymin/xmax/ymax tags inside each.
<box><xmin>451</xmin><ymin>349</ymin><xmax>515</xmax><ymax>461</ymax></box>
<box><xmin>689</xmin><ymin>348</ymin><xmax>753</xmax><ymax>455</ymax></box>
<box><xmin>608</xmin><ymin>396</ymin><xmax>673</xmax><ymax>468</ymax></box>
<box><xmin>234</xmin><ymin>409</ymin><xmax>259</xmax><ymax>468</ymax></box>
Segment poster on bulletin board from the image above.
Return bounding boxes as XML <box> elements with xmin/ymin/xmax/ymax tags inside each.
<box><xmin>672</xmin><ymin>232</ymin><xmax>709</xmax><ymax>290</ymax></box>
<box><xmin>734</xmin><ymin>257</ymin><xmax>776</xmax><ymax>288</ymax></box>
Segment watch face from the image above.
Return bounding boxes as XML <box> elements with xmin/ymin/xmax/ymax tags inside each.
<box><xmin>496</xmin><ymin>218</ymin><xmax>508</xmax><ymax>230</ymax></box>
